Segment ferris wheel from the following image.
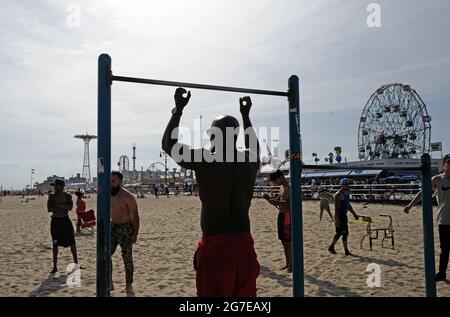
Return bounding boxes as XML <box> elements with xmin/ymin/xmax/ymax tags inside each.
<box><xmin>358</xmin><ymin>83</ymin><xmax>431</xmax><ymax>160</ymax></box>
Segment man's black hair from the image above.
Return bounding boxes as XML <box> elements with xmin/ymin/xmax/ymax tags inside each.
<box><xmin>111</xmin><ymin>170</ymin><xmax>124</xmax><ymax>180</ymax></box>
<box><xmin>443</xmin><ymin>154</ymin><xmax>450</xmax><ymax>165</ymax></box>
<box><xmin>270</xmin><ymin>170</ymin><xmax>284</xmax><ymax>181</ymax></box>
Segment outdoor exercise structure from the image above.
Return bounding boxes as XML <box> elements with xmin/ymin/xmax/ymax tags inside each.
<box><xmin>97</xmin><ymin>53</ymin><xmax>436</xmax><ymax>298</ymax></box>
<box><xmin>97</xmin><ymin>53</ymin><xmax>303</xmax><ymax>297</ymax></box>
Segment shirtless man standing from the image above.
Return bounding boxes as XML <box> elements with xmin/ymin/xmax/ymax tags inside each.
<box><xmin>47</xmin><ymin>179</ymin><xmax>78</xmax><ymax>273</ymax></box>
<box><xmin>110</xmin><ymin>171</ymin><xmax>140</xmax><ymax>295</ymax></box>
<box><xmin>265</xmin><ymin>170</ymin><xmax>292</xmax><ymax>272</ymax></box>
<box><xmin>162</xmin><ymin>88</ymin><xmax>261</xmax><ymax>297</ymax></box>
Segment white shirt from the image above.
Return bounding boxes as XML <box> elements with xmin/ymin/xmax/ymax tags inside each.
<box><xmin>435</xmin><ymin>174</ymin><xmax>450</xmax><ymax>225</ymax></box>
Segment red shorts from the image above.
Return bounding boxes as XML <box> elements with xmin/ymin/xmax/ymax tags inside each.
<box><xmin>194</xmin><ymin>232</ymin><xmax>260</xmax><ymax>297</ymax></box>
<box><xmin>277</xmin><ymin>212</ymin><xmax>291</xmax><ymax>242</ymax></box>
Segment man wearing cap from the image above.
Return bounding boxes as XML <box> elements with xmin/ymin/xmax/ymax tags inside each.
<box><xmin>162</xmin><ymin>88</ymin><xmax>261</xmax><ymax>297</ymax></box>
<box><xmin>328</xmin><ymin>178</ymin><xmax>360</xmax><ymax>256</ymax></box>
<box><xmin>47</xmin><ymin>179</ymin><xmax>78</xmax><ymax>273</ymax></box>
<box><xmin>405</xmin><ymin>154</ymin><xmax>450</xmax><ymax>281</ymax></box>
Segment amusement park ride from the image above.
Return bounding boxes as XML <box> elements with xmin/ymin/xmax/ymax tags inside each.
<box><xmin>358</xmin><ymin>83</ymin><xmax>432</xmax><ymax>161</ymax></box>
<box><xmin>259</xmin><ymin>82</ymin><xmax>440</xmax><ymax>177</ymax></box>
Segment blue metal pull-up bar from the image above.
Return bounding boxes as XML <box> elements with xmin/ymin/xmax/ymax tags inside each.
<box><xmin>112</xmin><ymin>75</ymin><xmax>289</xmax><ymax>97</ymax></box>
<box><xmin>97</xmin><ymin>53</ymin><xmax>304</xmax><ymax>297</ymax></box>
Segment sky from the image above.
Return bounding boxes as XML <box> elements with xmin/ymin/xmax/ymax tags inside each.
<box><xmin>0</xmin><ymin>0</ymin><xmax>449</xmax><ymax>189</ymax></box>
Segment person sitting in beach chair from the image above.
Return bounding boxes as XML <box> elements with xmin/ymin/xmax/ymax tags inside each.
<box><xmin>75</xmin><ymin>191</ymin><xmax>96</xmax><ymax>233</ymax></box>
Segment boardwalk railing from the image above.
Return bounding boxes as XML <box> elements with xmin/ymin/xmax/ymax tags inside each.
<box><xmin>254</xmin><ymin>183</ymin><xmax>422</xmax><ymax>202</ymax></box>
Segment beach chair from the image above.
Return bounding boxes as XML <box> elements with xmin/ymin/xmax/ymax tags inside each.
<box><xmin>77</xmin><ymin>209</ymin><xmax>96</xmax><ymax>231</ymax></box>
<box><xmin>359</xmin><ymin>214</ymin><xmax>395</xmax><ymax>250</ymax></box>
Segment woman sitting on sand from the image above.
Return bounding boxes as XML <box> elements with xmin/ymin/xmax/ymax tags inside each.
<box><xmin>75</xmin><ymin>191</ymin><xmax>86</xmax><ymax>233</ymax></box>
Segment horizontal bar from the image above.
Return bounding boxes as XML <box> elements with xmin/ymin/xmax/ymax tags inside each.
<box><xmin>112</xmin><ymin>75</ymin><xmax>289</xmax><ymax>97</ymax></box>
<box><xmin>302</xmin><ymin>164</ymin><xmax>422</xmax><ymax>171</ymax></box>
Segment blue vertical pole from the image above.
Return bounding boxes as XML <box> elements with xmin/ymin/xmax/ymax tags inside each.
<box><xmin>97</xmin><ymin>54</ymin><xmax>112</xmax><ymax>297</ymax></box>
<box><xmin>288</xmin><ymin>75</ymin><xmax>304</xmax><ymax>297</ymax></box>
<box><xmin>421</xmin><ymin>153</ymin><xmax>436</xmax><ymax>297</ymax></box>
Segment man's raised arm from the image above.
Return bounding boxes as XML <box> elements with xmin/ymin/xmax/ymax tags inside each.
<box><xmin>240</xmin><ymin>96</ymin><xmax>260</xmax><ymax>163</ymax></box>
<box><xmin>162</xmin><ymin>87</ymin><xmax>191</xmax><ymax>154</ymax></box>
<box><xmin>162</xmin><ymin>88</ymin><xmax>203</xmax><ymax>170</ymax></box>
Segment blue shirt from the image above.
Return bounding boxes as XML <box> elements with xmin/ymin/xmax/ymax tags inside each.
<box><xmin>335</xmin><ymin>190</ymin><xmax>350</xmax><ymax>216</ymax></box>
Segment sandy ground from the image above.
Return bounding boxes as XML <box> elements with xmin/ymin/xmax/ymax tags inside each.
<box><xmin>0</xmin><ymin>194</ymin><xmax>449</xmax><ymax>297</ymax></box>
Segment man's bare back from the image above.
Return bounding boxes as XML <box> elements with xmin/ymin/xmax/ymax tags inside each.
<box><xmin>195</xmin><ymin>152</ymin><xmax>259</xmax><ymax>235</ymax></box>
<box><xmin>162</xmin><ymin>89</ymin><xmax>260</xmax><ymax>236</ymax></box>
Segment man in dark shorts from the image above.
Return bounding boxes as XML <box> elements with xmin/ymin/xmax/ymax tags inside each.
<box><xmin>328</xmin><ymin>178</ymin><xmax>359</xmax><ymax>256</ymax></box>
<box><xmin>111</xmin><ymin>171</ymin><xmax>140</xmax><ymax>296</ymax></box>
<box><xmin>265</xmin><ymin>170</ymin><xmax>292</xmax><ymax>272</ymax></box>
<box><xmin>162</xmin><ymin>88</ymin><xmax>261</xmax><ymax>297</ymax></box>
<box><xmin>47</xmin><ymin>179</ymin><xmax>78</xmax><ymax>273</ymax></box>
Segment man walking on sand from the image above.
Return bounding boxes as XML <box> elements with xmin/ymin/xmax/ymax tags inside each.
<box><xmin>162</xmin><ymin>88</ymin><xmax>261</xmax><ymax>297</ymax></box>
<box><xmin>47</xmin><ymin>179</ymin><xmax>79</xmax><ymax>273</ymax></box>
<box><xmin>405</xmin><ymin>154</ymin><xmax>450</xmax><ymax>282</ymax></box>
<box><xmin>110</xmin><ymin>171</ymin><xmax>140</xmax><ymax>296</ymax></box>
<box><xmin>328</xmin><ymin>178</ymin><xmax>360</xmax><ymax>256</ymax></box>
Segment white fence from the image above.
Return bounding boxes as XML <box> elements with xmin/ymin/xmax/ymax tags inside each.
<box><xmin>254</xmin><ymin>183</ymin><xmax>422</xmax><ymax>202</ymax></box>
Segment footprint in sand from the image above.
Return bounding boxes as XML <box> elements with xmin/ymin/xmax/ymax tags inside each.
<box><xmin>155</xmin><ymin>267</ymin><xmax>169</xmax><ymax>273</ymax></box>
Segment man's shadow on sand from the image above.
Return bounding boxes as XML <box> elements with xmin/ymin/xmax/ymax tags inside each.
<box><xmin>29</xmin><ymin>273</ymin><xmax>68</xmax><ymax>297</ymax></box>
<box><xmin>351</xmin><ymin>253</ymin><xmax>417</xmax><ymax>269</ymax></box>
<box><xmin>259</xmin><ymin>265</ymin><xmax>360</xmax><ymax>297</ymax></box>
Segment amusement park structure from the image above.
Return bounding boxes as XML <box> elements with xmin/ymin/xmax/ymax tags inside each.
<box><xmin>74</xmin><ymin>133</ymin><xmax>97</xmax><ymax>183</ymax></box>
<box><xmin>358</xmin><ymin>83</ymin><xmax>431</xmax><ymax>161</ymax></box>
<box><xmin>117</xmin><ymin>155</ymin><xmax>129</xmax><ymax>173</ymax></box>
<box><xmin>258</xmin><ymin>82</ymin><xmax>439</xmax><ymax>184</ymax></box>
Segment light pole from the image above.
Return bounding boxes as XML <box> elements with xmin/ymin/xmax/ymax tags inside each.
<box><xmin>159</xmin><ymin>151</ymin><xmax>168</xmax><ymax>185</ymax></box>
<box><xmin>30</xmin><ymin>169</ymin><xmax>35</xmax><ymax>190</ymax></box>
